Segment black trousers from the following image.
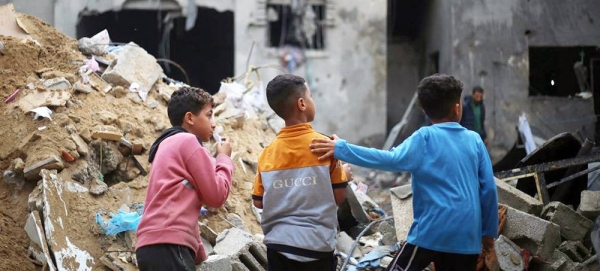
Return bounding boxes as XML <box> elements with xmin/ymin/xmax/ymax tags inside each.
<box><xmin>267</xmin><ymin>248</ymin><xmax>336</xmax><ymax>271</ymax></box>
<box><xmin>386</xmin><ymin>242</ymin><xmax>479</xmax><ymax>271</ymax></box>
<box><xmin>137</xmin><ymin>244</ymin><xmax>196</xmax><ymax>271</ymax></box>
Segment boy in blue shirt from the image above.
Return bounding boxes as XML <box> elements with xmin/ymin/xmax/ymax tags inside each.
<box><xmin>310</xmin><ymin>74</ymin><xmax>498</xmax><ymax>271</ymax></box>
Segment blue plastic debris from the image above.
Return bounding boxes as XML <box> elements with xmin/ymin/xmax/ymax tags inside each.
<box><xmin>96</xmin><ymin>209</ymin><xmax>142</xmax><ymax>235</ymax></box>
<box><xmin>356</xmin><ymin>243</ymin><xmax>401</xmax><ymax>270</ymax></box>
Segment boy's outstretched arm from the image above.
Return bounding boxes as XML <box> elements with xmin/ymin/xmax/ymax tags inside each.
<box><xmin>478</xmin><ymin>143</ymin><xmax>499</xmax><ymax>244</ymax></box>
<box><xmin>310</xmin><ymin>132</ymin><xmax>424</xmax><ymax>172</ymax></box>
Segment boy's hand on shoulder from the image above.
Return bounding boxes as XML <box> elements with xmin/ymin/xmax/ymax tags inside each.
<box><xmin>216</xmin><ymin>137</ymin><xmax>232</xmax><ymax>157</ymax></box>
<box><xmin>310</xmin><ymin>134</ymin><xmax>339</xmax><ymax>161</ymax></box>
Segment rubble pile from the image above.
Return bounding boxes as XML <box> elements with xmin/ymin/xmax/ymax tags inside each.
<box><xmin>0</xmin><ymin>6</ymin><xmax>276</xmax><ymax>270</ymax></box>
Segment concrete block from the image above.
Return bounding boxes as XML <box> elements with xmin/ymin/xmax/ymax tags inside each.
<box><xmin>494</xmin><ymin>235</ymin><xmax>523</xmax><ymax>271</ymax></box>
<box><xmin>538</xmin><ymin>250</ymin><xmax>580</xmax><ymax>271</ymax></box>
<box><xmin>542</xmin><ymin>201</ymin><xmax>593</xmax><ymax>241</ymax></box>
<box><xmin>496</xmin><ymin>177</ymin><xmax>543</xmax><ymax>216</ymax></box>
<box><xmin>24</xmin><ymin>155</ymin><xmax>64</xmax><ymax>180</ymax></box>
<box><xmin>214</xmin><ymin>228</ymin><xmax>267</xmax><ymax>271</ymax></box>
<box><xmin>558</xmin><ymin>241</ymin><xmax>590</xmax><ymax>263</ymax></box>
<box><xmin>41</xmin><ymin>169</ymin><xmax>96</xmax><ymax>270</ymax></box>
<box><xmin>101</xmin><ymin>42</ymin><xmax>162</xmax><ymax>99</ymax></box>
<box><xmin>578</xmin><ymin>190</ymin><xmax>600</xmax><ymax>220</ymax></box>
<box><xmin>197</xmin><ymin>255</ymin><xmax>232</xmax><ymax>271</ymax></box>
<box><xmin>390</xmin><ymin>184</ymin><xmax>413</xmax><ymax>241</ymax></box>
<box><xmin>71</xmin><ymin>133</ymin><xmax>89</xmax><ymax>157</ymax></box>
<box><xmin>24</xmin><ymin>211</ymin><xmax>56</xmax><ymax>271</ymax></box>
<box><xmin>503</xmin><ymin>205</ymin><xmax>561</xmax><ymax>260</ymax></box>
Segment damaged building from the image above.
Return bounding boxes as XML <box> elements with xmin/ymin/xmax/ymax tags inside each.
<box><xmin>387</xmin><ymin>0</ymin><xmax>600</xmax><ymax>162</ymax></box>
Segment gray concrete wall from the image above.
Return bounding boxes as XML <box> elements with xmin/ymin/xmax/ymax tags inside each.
<box><xmin>235</xmin><ymin>0</ymin><xmax>387</xmax><ymax>143</ymax></box>
<box><xmin>443</xmin><ymin>0</ymin><xmax>599</xmax><ymax>161</ymax></box>
<box><xmin>387</xmin><ymin>42</ymin><xmax>421</xmax><ymax>133</ymax></box>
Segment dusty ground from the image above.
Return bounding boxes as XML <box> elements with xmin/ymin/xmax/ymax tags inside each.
<box><xmin>0</xmin><ymin>14</ymin><xmax>274</xmax><ymax>269</ymax></box>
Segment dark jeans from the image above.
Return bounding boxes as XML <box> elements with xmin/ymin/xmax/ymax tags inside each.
<box><xmin>386</xmin><ymin>242</ymin><xmax>479</xmax><ymax>271</ymax></box>
<box><xmin>267</xmin><ymin>248</ymin><xmax>336</xmax><ymax>271</ymax></box>
<box><xmin>137</xmin><ymin>244</ymin><xmax>195</xmax><ymax>271</ymax></box>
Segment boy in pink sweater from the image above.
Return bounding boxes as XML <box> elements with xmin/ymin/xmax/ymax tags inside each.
<box><xmin>136</xmin><ymin>87</ymin><xmax>234</xmax><ymax>270</ymax></box>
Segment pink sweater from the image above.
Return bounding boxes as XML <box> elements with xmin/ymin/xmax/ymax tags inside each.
<box><xmin>136</xmin><ymin>133</ymin><xmax>234</xmax><ymax>263</ymax></box>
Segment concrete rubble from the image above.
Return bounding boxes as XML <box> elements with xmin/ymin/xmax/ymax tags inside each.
<box><xmin>1</xmin><ymin>5</ymin><xmax>599</xmax><ymax>271</ymax></box>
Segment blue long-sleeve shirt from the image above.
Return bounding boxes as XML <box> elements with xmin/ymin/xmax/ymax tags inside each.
<box><xmin>335</xmin><ymin>122</ymin><xmax>498</xmax><ymax>254</ymax></box>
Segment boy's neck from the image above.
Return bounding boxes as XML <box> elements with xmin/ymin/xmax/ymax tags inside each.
<box><xmin>284</xmin><ymin>116</ymin><xmax>310</xmax><ymax>127</ymax></box>
<box><xmin>430</xmin><ymin>117</ymin><xmax>459</xmax><ymax>124</ymax></box>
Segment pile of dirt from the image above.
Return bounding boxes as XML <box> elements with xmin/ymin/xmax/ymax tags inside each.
<box><xmin>0</xmin><ymin>12</ymin><xmax>275</xmax><ymax>270</ymax></box>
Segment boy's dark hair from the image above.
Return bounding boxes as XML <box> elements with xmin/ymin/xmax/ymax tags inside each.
<box><xmin>167</xmin><ymin>86</ymin><xmax>214</xmax><ymax>126</ymax></box>
<box><xmin>266</xmin><ymin>74</ymin><xmax>307</xmax><ymax>119</ymax></box>
<box><xmin>472</xmin><ymin>86</ymin><xmax>484</xmax><ymax>94</ymax></box>
<box><xmin>417</xmin><ymin>74</ymin><xmax>463</xmax><ymax>120</ymax></box>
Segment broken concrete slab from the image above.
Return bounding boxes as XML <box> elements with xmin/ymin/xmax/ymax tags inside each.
<box><xmin>24</xmin><ymin>155</ymin><xmax>64</xmax><ymax>180</ymax></box>
<box><xmin>197</xmin><ymin>255</ymin><xmax>232</xmax><ymax>271</ymax></box>
<box><xmin>41</xmin><ymin>169</ymin><xmax>96</xmax><ymax>270</ymax></box>
<box><xmin>538</xmin><ymin>249</ymin><xmax>580</xmax><ymax>271</ymax></box>
<box><xmin>496</xmin><ymin>177</ymin><xmax>543</xmax><ymax>216</ymax></box>
<box><xmin>558</xmin><ymin>241</ymin><xmax>591</xmax><ymax>263</ymax></box>
<box><xmin>43</xmin><ymin>77</ymin><xmax>72</xmax><ymax>91</ymax></box>
<box><xmin>541</xmin><ymin>201</ymin><xmax>593</xmax><ymax>241</ymax></box>
<box><xmin>90</xmin><ymin>178</ymin><xmax>108</xmax><ymax>195</ymax></box>
<box><xmin>28</xmin><ymin>181</ymin><xmax>43</xmax><ymax>213</ymax></box>
<box><xmin>214</xmin><ymin>228</ymin><xmax>267</xmax><ymax>271</ymax></box>
<box><xmin>502</xmin><ymin>205</ymin><xmax>561</xmax><ymax>260</ymax></box>
<box><xmin>73</xmin><ymin>81</ymin><xmax>93</xmax><ymax>94</ymax></box>
<box><xmin>101</xmin><ymin>42</ymin><xmax>162</xmax><ymax>100</ymax></box>
<box><xmin>24</xmin><ymin>211</ymin><xmax>56</xmax><ymax>271</ymax></box>
<box><xmin>200</xmin><ymin>221</ymin><xmax>219</xmax><ymax>246</ymax></box>
<box><xmin>390</xmin><ymin>184</ymin><xmax>413</xmax><ymax>242</ymax></box>
<box><xmin>226</xmin><ymin>213</ymin><xmax>249</xmax><ymax>232</ymax></box>
<box><xmin>17</xmin><ymin>89</ymin><xmax>72</xmax><ymax>112</ymax></box>
<box><xmin>494</xmin><ymin>235</ymin><xmax>523</xmax><ymax>271</ymax></box>
<box><xmin>71</xmin><ymin>133</ymin><xmax>89</xmax><ymax>157</ymax></box>
<box><xmin>91</xmin><ymin>125</ymin><xmax>123</xmax><ymax>142</ymax></box>
<box><xmin>578</xmin><ymin>190</ymin><xmax>600</xmax><ymax>220</ymax></box>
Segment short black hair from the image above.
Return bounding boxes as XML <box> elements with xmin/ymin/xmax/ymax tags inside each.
<box><xmin>472</xmin><ymin>86</ymin><xmax>484</xmax><ymax>94</ymax></box>
<box><xmin>266</xmin><ymin>74</ymin><xmax>307</xmax><ymax>119</ymax></box>
<box><xmin>417</xmin><ymin>74</ymin><xmax>463</xmax><ymax>120</ymax></box>
<box><xmin>167</xmin><ymin>86</ymin><xmax>214</xmax><ymax>126</ymax></box>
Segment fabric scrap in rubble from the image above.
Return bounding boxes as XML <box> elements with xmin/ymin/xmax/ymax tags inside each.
<box><xmin>356</xmin><ymin>243</ymin><xmax>401</xmax><ymax>269</ymax></box>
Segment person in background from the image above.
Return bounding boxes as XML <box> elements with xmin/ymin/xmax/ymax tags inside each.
<box><xmin>460</xmin><ymin>86</ymin><xmax>488</xmax><ymax>146</ymax></box>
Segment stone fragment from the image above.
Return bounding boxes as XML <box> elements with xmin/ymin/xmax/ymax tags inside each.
<box><xmin>28</xmin><ymin>181</ymin><xmax>43</xmax><ymax>213</ymax></box>
<box><xmin>496</xmin><ymin>177</ymin><xmax>543</xmax><ymax>216</ymax></box>
<box><xmin>502</xmin><ymin>205</ymin><xmax>561</xmax><ymax>260</ymax></box>
<box><xmin>113</xmin><ymin>86</ymin><xmax>128</xmax><ymax>98</ymax></box>
<box><xmin>95</xmin><ymin>111</ymin><xmax>119</xmax><ymax>125</ymax></box>
<box><xmin>80</xmin><ymin>128</ymin><xmax>92</xmax><ymax>143</ymax></box>
<box><xmin>197</xmin><ymin>255</ymin><xmax>232</xmax><ymax>271</ymax></box>
<box><xmin>199</xmin><ymin>221</ymin><xmax>219</xmax><ymax>246</ymax></box>
<box><xmin>538</xmin><ymin>250</ymin><xmax>579</xmax><ymax>271</ymax></box>
<box><xmin>101</xmin><ymin>42</ymin><xmax>162</xmax><ymax>98</ymax></box>
<box><xmin>227</xmin><ymin>213</ymin><xmax>249</xmax><ymax>232</ymax></box>
<box><xmin>494</xmin><ymin>235</ymin><xmax>523</xmax><ymax>271</ymax></box>
<box><xmin>24</xmin><ymin>211</ymin><xmax>56</xmax><ymax>271</ymax></box>
<box><xmin>43</xmin><ymin>77</ymin><xmax>72</xmax><ymax>91</ymax></box>
<box><xmin>337</xmin><ymin>231</ymin><xmax>362</xmax><ymax>258</ymax></box>
<box><xmin>90</xmin><ymin>178</ymin><xmax>108</xmax><ymax>195</ymax></box>
<box><xmin>541</xmin><ymin>201</ymin><xmax>593</xmax><ymax>241</ymax></box>
<box><xmin>578</xmin><ymin>191</ymin><xmax>600</xmax><ymax>220</ymax></box>
<box><xmin>11</xmin><ymin>157</ymin><xmax>25</xmax><ymax>173</ymax></box>
<box><xmin>71</xmin><ymin>133</ymin><xmax>89</xmax><ymax>156</ymax></box>
<box><xmin>89</xmin><ymin>72</ymin><xmax>112</xmax><ymax>93</ymax></box>
<box><xmin>390</xmin><ymin>184</ymin><xmax>413</xmax><ymax>242</ymax></box>
<box><xmin>73</xmin><ymin>81</ymin><xmax>93</xmax><ymax>94</ymax></box>
<box><xmin>24</xmin><ymin>155</ymin><xmax>64</xmax><ymax>181</ymax></box>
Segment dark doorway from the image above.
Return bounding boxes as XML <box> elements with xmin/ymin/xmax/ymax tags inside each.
<box><xmin>77</xmin><ymin>7</ymin><xmax>234</xmax><ymax>93</ymax></box>
<box><xmin>528</xmin><ymin>46</ymin><xmax>599</xmax><ymax>97</ymax></box>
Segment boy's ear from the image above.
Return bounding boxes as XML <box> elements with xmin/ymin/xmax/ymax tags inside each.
<box><xmin>184</xmin><ymin>112</ymin><xmax>194</xmax><ymax>125</ymax></box>
<box><xmin>297</xmin><ymin>97</ymin><xmax>307</xmax><ymax>112</ymax></box>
